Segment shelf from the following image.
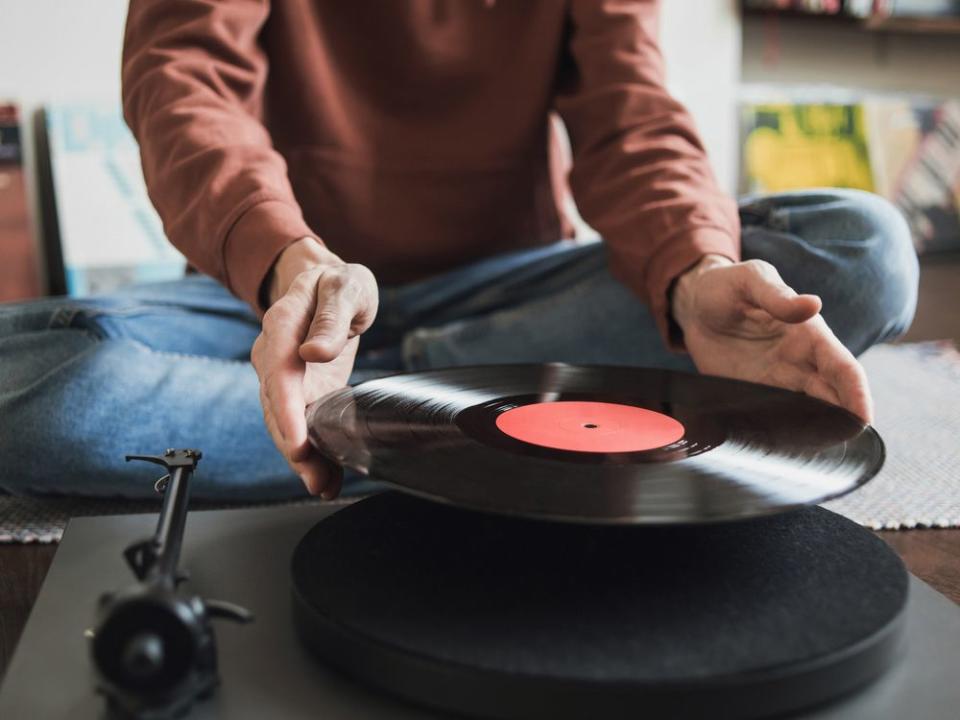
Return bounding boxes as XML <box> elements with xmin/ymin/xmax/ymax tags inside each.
<box><xmin>743</xmin><ymin>8</ymin><xmax>858</xmax><ymax>24</ymax></box>
<box><xmin>864</xmin><ymin>14</ymin><xmax>960</xmax><ymax>33</ymax></box>
<box><xmin>743</xmin><ymin>8</ymin><xmax>960</xmax><ymax>35</ymax></box>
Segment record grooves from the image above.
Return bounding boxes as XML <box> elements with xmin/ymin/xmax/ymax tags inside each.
<box><xmin>306</xmin><ymin>365</ymin><xmax>884</xmax><ymax>524</ymax></box>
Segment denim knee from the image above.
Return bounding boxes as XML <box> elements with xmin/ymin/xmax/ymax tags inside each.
<box><xmin>742</xmin><ymin>188</ymin><xmax>919</xmax><ymax>354</ymax></box>
<box><xmin>834</xmin><ymin>190</ymin><xmax>918</xmax><ymax>348</ymax></box>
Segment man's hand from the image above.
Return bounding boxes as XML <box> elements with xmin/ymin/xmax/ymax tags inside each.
<box><xmin>671</xmin><ymin>254</ymin><xmax>873</xmax><ymax>422</ymax></box>
<box><xmin>251</xmin><ymin>237</ymin><xmax>378</xmax><ymax>497</ymax></box>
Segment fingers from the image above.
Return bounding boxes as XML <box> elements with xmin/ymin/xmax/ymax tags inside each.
<box><xmin>254</xmin><ymin>301</ymin><xmax>312</xmax><ymax>454</ymax></box>
<box><xmin>299</xmin><ymin>264</ymin><xmax>378</xmax><ymax>363</ymax></box>
<box><xmin>812</xmin><ymin>325</ymin><xmax>874</xmax><ymax>423</ymax></box>
<box><xmin>800</xmin><ymin>375</ymin><xmax>841</xmax><ymax>408</ymax></box>
<box><xmin>262</xmin><ymin>396</ymin><xmax>340</xmax><ymax>497</ymax></box>
<box><xmin>303</xmin><ymin>300</ymin><xmax>354</xmax><ymax>362</ymax></box>
<box><xmin>252</xmin><ymin>261</ymin><xmax>378</xmax><ymax>496</ymax></box>
<box><xmin>836</xmin><ymin>363</ymin><xmax>873</xmax><ymax>424</ymax></box>
<box><xmin>739</xmin><ymin>261</ymin><xmax>872</xmax><ymax>421</ymax></box>
<box><xmin>293</xmin><ymin>454</ymin><xmax>343</xmax><ymax>499</ymax></box>
<box><xmin>688</xmin><ymin>258</ymin><xmax>875</xmax><ymax>423</ymax></box>
<box><xmin>718</xmin><ymin>310</ymin><xmax>874</xmax><ymax>423</ymax></box>
<box><xmin>776</xmin><ymin>318</ymin><xmax>873</xmax><ymax>423</ymax></box>
<box><xmin>740</xmin><ymin>260</ymin><xmax>822</xmax><ymax>324</ymax></box>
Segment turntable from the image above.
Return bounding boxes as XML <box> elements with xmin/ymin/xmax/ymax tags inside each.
<box><xmin>2</xmin><ymin>365</ymin><xmax>959</xmax><ymax>719</ymax></box>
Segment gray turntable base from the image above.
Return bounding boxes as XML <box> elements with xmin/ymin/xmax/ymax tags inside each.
<box><xmin>2</xmin><ymin>501</ymin><xmax>959</xmax><ymax>719</ymax></box>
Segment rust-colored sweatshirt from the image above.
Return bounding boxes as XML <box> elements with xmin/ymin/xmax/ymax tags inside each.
<box><xmin>122</xmin><ymin>0</ymin><xmax>739</xmax><ymax>340</ymax></box>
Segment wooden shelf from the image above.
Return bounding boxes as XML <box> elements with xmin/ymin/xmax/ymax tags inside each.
<box><xmin>743</xmin><ymin>8</ymin><xmax>857</xmax><ymax>24</ymax></box>
<box><xmin>864</xmin><ymin>14</ymin><xmax>960</xmax><ymax>34</ymax></box>
<box><xmin>743</xmin><ymin>7</ymin><xmax>960</xmax><ymax>35</ymax></box>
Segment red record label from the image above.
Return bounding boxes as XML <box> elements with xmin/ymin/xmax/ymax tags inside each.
<box><xmin>495</xmin><ymin>401</ymin><xmax>685</xmax><ymax>453</ymax></box>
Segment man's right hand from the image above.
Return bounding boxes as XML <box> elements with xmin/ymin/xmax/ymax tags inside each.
<box><xmin>251</xmin><ymin>237</ymin><xmax>378</xmax><ymax>497</ymax></box>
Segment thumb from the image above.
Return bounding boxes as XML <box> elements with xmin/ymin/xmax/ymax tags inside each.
<box><xmin>743</xmin><ymin>264</ymin><xmax>821</xmax><ymax>323</ymax></box>
<box><xmin>300</xmin><ymin>298</ymin><xmax>354</xmax><ymax>362</ymax></box>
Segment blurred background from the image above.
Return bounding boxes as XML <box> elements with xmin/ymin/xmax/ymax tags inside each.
<box><xmin>1</xmin><ymin>0</ymin><xmax>958</xmax><ymax>341</ymax></box>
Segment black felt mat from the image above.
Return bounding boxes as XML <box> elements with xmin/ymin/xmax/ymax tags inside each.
<box><xmin>294</xmin><ymin>491</ymin><xmax>908</xmax><ymax>682</ymax></box>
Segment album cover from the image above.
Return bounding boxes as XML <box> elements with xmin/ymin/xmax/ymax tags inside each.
<box><xmin>740</xmin><ymin>93</ymin><xmax>960</xmax><ymax>254</ymax></box>
<box><xmin>41</xmin><ymin>103</ymin><xmax>185</xmax><ymax>296</ymax></box>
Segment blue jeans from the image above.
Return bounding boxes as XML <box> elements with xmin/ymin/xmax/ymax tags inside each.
<box><xmin>0</xmin><ymin>190</ymin><xmax>918</xmax><ymax>499</ymax></box>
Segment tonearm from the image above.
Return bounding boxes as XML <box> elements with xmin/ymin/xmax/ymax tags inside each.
<box><xmin>88</xmin><ymin>449</ymin><xmax>253</xmax><ymax>719</ymax></box>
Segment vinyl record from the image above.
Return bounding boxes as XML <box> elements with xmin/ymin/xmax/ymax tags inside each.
<box><xmin>306</xmin><ymin>365</ymin><xmax>884</xmax><ymax>523</ymax></box>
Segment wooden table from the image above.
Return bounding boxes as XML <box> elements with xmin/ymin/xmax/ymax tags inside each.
<box><xmin>2</xmin><ymin>530</ymin><xmax>959</xmax><ymax>682</ymax></box>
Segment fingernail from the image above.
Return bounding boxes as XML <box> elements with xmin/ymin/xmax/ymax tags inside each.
<box><xmin>321</xmin><ymin>490</ymin><xmax>334</xmax><ymax>500</ymax></box>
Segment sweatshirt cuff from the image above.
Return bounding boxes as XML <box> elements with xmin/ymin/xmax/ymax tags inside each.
<box><xmin>222</xmin><ymin>199</ymin><xmax>317</xmax><ymax>312</ymax></box>
<box><xmin>626</xmin><ymin>228</ymin><xmax>739</xmax><ymax>353</ymax></box>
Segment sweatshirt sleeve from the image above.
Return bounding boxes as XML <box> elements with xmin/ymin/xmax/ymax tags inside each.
<box><xmin>554</xmin><ymin>0</ymin><xmax>740</xmax><ymax>347</ymax></box>
<box><xmin>122</xmin><ymin>0</ymin><xmax>315</xmax><ymax>310</ymax></box>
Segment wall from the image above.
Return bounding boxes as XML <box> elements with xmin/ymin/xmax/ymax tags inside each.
<box><xmin>660</xmin><ymin>0</ymin><xmax>743</xmax><ymax>193</ymax></box>
<box><xmin>0</xmin><ymin>0</ymin><xmax>128</xmax><ymax>279</ymax></box>
<box><xmin>742</xmin><ymin>15</ymin><xmax>960</xmax><ymax>97</ymax></box>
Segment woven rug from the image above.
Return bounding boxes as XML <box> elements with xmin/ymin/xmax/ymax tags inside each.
<box><xmin>0</xmin><ymin>495</ymin><xmax>363</xmax><ymax>544</ymax></box>
<box><xmin>1</xmin><ymin>342</ymin><xmax>958</xmax><ymax>543</ymax></box>
<box><xmin>824</xmin><ymin>341</ymin><xmax>960</xmax><ymax>529</ymax></box>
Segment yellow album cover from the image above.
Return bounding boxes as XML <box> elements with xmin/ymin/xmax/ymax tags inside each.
<box><xmin>742</xmin><ymin>103</ymin><xmax>874</xmax><ymax>194</ymax></box>
<box><xmin>741</xmin><ymin>98</ymin><xmax>960</xmax><ymax>253</ymax></box>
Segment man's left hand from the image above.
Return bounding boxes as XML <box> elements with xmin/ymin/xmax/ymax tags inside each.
<box><xmin>671</xmin><ymin>254</ymin><xmax>873</xmax><ymax>422</ymax></box>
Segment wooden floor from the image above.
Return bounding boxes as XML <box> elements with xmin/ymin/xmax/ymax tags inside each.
<box><xmin>881</xmin><ymin>531</ymin><xmax>960</xmax><ymax>604</ymax></box>
<box><xmin>0</xmin><ymin>544</ymin><xmax>57</xmax><ymax>678</ymax></box>
<box><xmin>900</xmin><ymin>252</ymin><xmax>960</xmax><ymax>345</ymax></box>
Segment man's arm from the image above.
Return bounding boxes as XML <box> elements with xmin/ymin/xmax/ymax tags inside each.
<box><xmin>124</xmin><ymin>1</ymin><xmax>379</xmax><ymax>494</ymax></box>
<box><xmin>555</xmin><ymin>0</ymin><xmax>872</xmax><ymax>421</ymax></box>
<box><xmin>122</xmin><ymin>0</ymin><xmax>313</xmax><ymax>310</ymax></box>
<box><xmin>555</xmin><ymin>0</ymin><xmax>741</xmax><ymax>346</ymax></box>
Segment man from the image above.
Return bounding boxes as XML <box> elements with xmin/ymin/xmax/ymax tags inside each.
<box><xmin>0</xmin><ymin>1</ymin><xmax>917</xmax><ymax>498</ymax></box>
